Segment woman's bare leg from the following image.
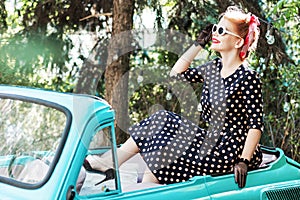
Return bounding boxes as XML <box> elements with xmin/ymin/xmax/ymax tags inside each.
<box><xmin>86</xmin><ymin>137</ymin><xmax>139</xmax><ymax>171</ymax></box>
<box><xmin>117</xmin><ymin>136</ymin><xmax>139</xmax><ymax>165</ymax></box>
<box><xmin>86</xmin><ymin>137</ymin><xmax>160</xmax><ymax>183</ymax></box>
<box><xmin>121</xmin><ymin>138</ymin><xmax>159</xmax><ymax>183</ymax></box>
<box><xmin>142</xmin><ymin>167</ymin><xmax>159</xmax><ymax>183</ymax></box>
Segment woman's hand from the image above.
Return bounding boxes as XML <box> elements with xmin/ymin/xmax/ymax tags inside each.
<box><xmin>234</xmin><ymin>160</ymin><xmax>248</xmax><ymax>188</ymax></box>
<box><xmin>170</xmin><ymin>23</ymin><xmax>213</xmax><ymax>76</ymax></box>
<box><xmin>194</xmin><ymin>24</ymin><xmax>213</xmax><ymax>48</ymax></box>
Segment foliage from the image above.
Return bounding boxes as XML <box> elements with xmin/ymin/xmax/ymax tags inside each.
<box><xmin>0</xmin><ymin>0</ymin><xmax>95</xmax><ymax>91</ymax></box>
<box><xmin>0</xmin><ymin>0</ymin><xmax>299</xmax><ymax>161</ymax></box>
<box><xmin>258</xmin><ymin>0</ymin><xmax>300</xmax><ymax>161</ymax></box>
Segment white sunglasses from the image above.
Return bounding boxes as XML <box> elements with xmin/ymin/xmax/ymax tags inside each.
<box><xmin>212</xmin><ymin>24</ymin><xmax>242</xmax><ymax>39</ymax></box>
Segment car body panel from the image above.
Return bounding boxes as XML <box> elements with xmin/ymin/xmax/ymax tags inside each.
<box><xmin>0</xmin><ymin>85</ymin><xmax>299</xmax><ymax>200</ymax></box>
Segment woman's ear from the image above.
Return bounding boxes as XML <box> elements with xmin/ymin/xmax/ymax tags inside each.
<box><xmin>235</xmin><ymin>38</ymin><xmax>244</xmax><ymax>48</ymax></box>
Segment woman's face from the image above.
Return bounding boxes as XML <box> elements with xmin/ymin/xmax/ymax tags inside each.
<box><xmin>210</xmin><ymin>17</ymin><xmax>242</xmax><ymax>53</ymax></box>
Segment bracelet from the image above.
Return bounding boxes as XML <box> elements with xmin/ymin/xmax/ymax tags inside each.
<box><xmin>238</xmin><ymin>158</ymin><xmax>250</xmax><ymax>166</ymax></box>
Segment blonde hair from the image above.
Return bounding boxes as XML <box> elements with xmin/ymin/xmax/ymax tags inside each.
<box><xmin>222</xmin><ymin>6</ymin><xmax>260</xmax><ymax>59</ymax></box>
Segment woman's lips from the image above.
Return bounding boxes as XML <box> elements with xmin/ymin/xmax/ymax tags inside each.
<box><xmin>212</xmin><ymin>37</ymin><xmax>220</xmax><ymax>43</ymax></box>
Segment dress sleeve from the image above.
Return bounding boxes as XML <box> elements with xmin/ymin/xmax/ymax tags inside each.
<box><xmin>242</xmin><ymin>71</ymin><xmax>264</xmax><ymax>133</ymax></box>
<box><xmin>171</xmin><ymin>59</ymin><xmax>217</xmax><ymax>83</ymax></box>
<box><xmin>179</xmin><ymin>67</ymin><xmax>205</xmax><ymax>83</ymax></box>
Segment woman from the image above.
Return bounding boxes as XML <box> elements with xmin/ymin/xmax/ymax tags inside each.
<box><xmin>85</xmin><ymin>6</ymin><xmax>263</xmax><ymax>188</ymax></box>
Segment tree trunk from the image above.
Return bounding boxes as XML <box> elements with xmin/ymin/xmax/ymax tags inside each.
<box><xmin>105</xmin><ymin>0</ymin><xmax>134</xmax><ymax>144</ymax></box>
<box><xmin>0</xmin><ymin>1</ymin><xmax>7</xmax><ymax>32</ymax></box>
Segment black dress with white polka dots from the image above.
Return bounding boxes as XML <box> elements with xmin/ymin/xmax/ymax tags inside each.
<box><xmin>129</xmin><ymin>57</ymin><xmax>264</xmax><ymax>184</ymax></box>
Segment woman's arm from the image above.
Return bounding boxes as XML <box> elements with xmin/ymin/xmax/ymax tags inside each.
<box><xmin>240</xmin><ymin>129</ymin><xmax>261</xmax><ymax>161</ymax></box>
<box><xmin>241</xmin><ymin>71</ymin><xmax>264</xmax><ymax>160</ymax></box>
<box><xmin>234</xmin><ymin>71</ymin><xmax>264</xmax><ymax>188</ymax></box>
<box><xmin>170</xmin><ymin>24</ymin><xmax>213</xmax><ymax>76</ymax></box>
<box><xmin>169</xmin><ymin>44</ymin><xmax>202</xmax><ymax>76</ymax></box>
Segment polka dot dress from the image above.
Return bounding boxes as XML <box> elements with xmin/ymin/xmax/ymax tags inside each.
<box><xmin>129</xmin><ymin>57</ymin><xmax>264</xmax><ymax>184</ymax></box>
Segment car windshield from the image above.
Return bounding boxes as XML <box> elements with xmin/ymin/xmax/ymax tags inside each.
<box><xmin>0</xmin><ymin>97</ymin><xmax>67</xmax><ymax>185</ymax></box>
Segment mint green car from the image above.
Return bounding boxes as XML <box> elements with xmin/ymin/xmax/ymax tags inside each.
<box><xmin>0</xmin><ymin>85</ymin><xmax>299</xmax><ymax>200</ymax></box>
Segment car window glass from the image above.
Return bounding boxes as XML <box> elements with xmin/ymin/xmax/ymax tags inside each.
<box><xmin>0</xmin><ymin>98</ymin><xmax>66</xmax><ymax>184</ymax></box>
<box><xmin>79</xmin><ymin>126</ymin><xmax>118</xmax><ymax>196</ymax></box>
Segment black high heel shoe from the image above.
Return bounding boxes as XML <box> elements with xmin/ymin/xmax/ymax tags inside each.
<box><xmin>83</xmin><ymin>159</ymin><xmax>115</xmax><ymax>186</ymax></box>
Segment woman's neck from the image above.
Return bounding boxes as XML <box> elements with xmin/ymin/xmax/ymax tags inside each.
<box><xmin>220</xmin><ymin>52</ymin><xmax>244</xmax><ymax>78</ymax></box>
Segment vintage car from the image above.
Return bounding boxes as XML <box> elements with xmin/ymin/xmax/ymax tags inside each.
<box><xmin>0</xmin><ymin>85</ymin><xmax>299</xmax><ymax>200</ymax></box>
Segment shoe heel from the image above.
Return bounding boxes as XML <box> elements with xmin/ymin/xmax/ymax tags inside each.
<box><xmin>95</xmin><ymin>168</ymin><xmax>115</xmax><ymax>186</ymax></box>
<box><xmin>83</xmin><ymin>159</ymin><xmax>115</xmax><ymax>185</ymax></box>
